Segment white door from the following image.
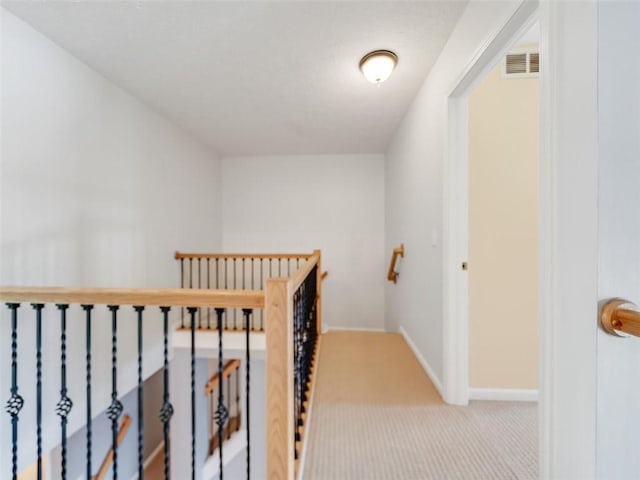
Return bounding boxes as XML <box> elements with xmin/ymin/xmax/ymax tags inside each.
<box><xmin>596</xmin><ymin>2</ymin><xmax>640</xmax><ymax>478</ymax></box>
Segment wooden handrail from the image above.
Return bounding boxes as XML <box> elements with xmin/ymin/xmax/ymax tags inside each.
<box><xmin>0</xmin><ymin>287</ymin><xmax>264</xmax><ymax>309</ymax></box>
<box><xmin>387</xmin><ymin>244</ymin><xmax>405</xmax><ymax>283</ymax></box>
<box><xmin>291</xmin><ymin>252</ymin><xmax>320</xmax><ymax>291</ymax></box>
<box><xmin>204</xmin><ymin>359</ymin><xmax>241</xmax><ymax>395</ymax></box>
<box><xmin>93</xmin><ymin>414</ymin><xmax>132</xmax><ymax>480</ymax></box>
<box><xmin>600</xmin><ymin>298</ymin><xmax>640</xmax><ymax>337</ymax></box>
<box><xmin>175</xmin><ymin>251</ymin><xmax>312</xmax><ymax>260</ymax></box>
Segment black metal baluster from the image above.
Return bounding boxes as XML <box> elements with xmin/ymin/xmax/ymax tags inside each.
<box><xmin>278</xmin><ymin>258</ymin><xmax>282</xmax><ymax>277</ymax></box>
<box><xmin>5</xmin><ymin>303</ymin><xmax>23</xmax><ymax>480</ymax></box>
<box><xmin>233</xmin><ymin>258</ymin><xmax>237</xmax><ymax>330</ymax></box>
<box><xmin>207</xmin><ymin>258</ymin><xmax>211</xmax><ymax>329</ymax></box>
<box><xmin>214</xmin><ymin>308</ymin><xmax>228</xmax><ymax>479</ymax></box>
<box><xmin>82</xmin><ymin>304</ymin><xmax>94</xmax><ymax>480</ymax></box>
<box><xmin>235</xmin><ymin>364</ymin><xmax>240</xmax><ymax>435</ymax></box>
<box><xmin>198</xmin><ymin>259</ymin><xmax>202</xmax><ymax>328</ymax></box>
<box><xmin>260</xmin><ymin>260</ymin><xmax>264</xmax><ymax>331</ymax></box>
<box><xmin>32</xmin><ymin>303</ymin><xmax>44</xmax><ymax>479</ymax></box>
<box><xmin>107</xmin><ymin>306</ymin><xmax>123</xmax><ymax>480</ymax></box>
<box><xmin>242</xmin><ymin>258</ymin><xmax>246</xmax><ymax>291</ymax></box>
<box><xmin>135</xmin><ymin>306</ymin><xmax>145</xmax><ymax>480</ymax></box>
<box><xmin>180</xmin><ymin>258</ymin><xmax>185</xmax><ymax>328</ymax></box>
<box><xmin>242</xmin><ymin>309</ymin><xmax>252</xmax><ymax>479</ymax></box>
<box><xmin>293</xmin><ymin>291</ymin><xmax>301</xmax><ymax>460</ymax></box>
<box><xmin>56</xmin><ymin>305</ymin><xmax>72</xmax><ymax>480</ymax></box>
<box><xmin>188</xmin><ymin>307</ymin><xmax>197</xmax><ymax>480</ymax></box>
<box><xmin>159</xmin><ymin>307</ymin><xmax>174</xmax><ymax>480</ymax></box>
<box><xmin>189</xmin><ymin>258</ymin><xmax>193</xmax><ymax>289</ymax></box>
<box><xmin>224</xmin><ymin>261</ymin><xmax>228</xmax><ymax>330</ymax></box>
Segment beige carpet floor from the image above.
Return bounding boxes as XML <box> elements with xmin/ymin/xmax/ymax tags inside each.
<box><xmin>302</xmin><ymin>331</ymin><xmax>538</xmax><ymax>480</ymax></box>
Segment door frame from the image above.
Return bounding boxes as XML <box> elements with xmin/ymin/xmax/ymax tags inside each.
<box><xmin>442</xmin><ymin>0</ymin><xmax>539</xmax><ymax>408</ymax></box>
<box><xmin>443</xmin><ymin>1</ymin><xmax>600</xmax><ymax>478</ymax></box>
<box><xmin>442</xmin><ymin>0</ymin><xmax>543</xmax><ymax>470</ymax></box>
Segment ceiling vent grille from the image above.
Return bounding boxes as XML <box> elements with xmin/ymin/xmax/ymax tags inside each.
<box><xmin>503</xmin><ymin>51</ymin><xmax>540</xmax><ymax>78</ymax></box>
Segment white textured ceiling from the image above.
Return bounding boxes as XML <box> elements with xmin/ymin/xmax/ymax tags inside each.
<box><xmin>3</xmin><ymin>1</ymin><xmax>467</xmax><ymax>156</ymax></box>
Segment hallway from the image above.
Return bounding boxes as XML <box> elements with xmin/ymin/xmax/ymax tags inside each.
<box><xmin>303</xmin><ymin>331</ymin><xmax>538</xmax><ymax>480</ymax></box>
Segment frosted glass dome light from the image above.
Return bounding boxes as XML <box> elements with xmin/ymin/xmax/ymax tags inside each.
<box><xmin>359</xmin><ymin>50</ymin><xmax>398</xmax><ymax>85</ymax></box>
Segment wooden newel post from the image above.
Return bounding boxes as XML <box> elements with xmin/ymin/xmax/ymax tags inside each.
<box><xmin>314</xmin><ymin>249</ymin><xmax>322</xmax><ymax>335</ymax></box>
<box><xmin>266</xmin><ymin>278</ymin><xmax>295</xmax><ymax>479</ymax></box>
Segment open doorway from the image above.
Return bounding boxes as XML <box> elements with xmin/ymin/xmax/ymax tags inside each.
<box><xmin>441</xmin><ymin>1</ymin><xmax>542</xmax><ymax>477</ymax></box>
<box><xmin>467</xmin><ymin>23</ymin><xmax>540</xmax><ymax>403</ymax></box>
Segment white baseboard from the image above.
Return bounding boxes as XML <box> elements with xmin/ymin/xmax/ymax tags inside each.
<box><xmin>469</xmin><ymin>388</ymin><xmax>538</xmax><ymax>402</ymax></box>
<box><xmin>326</xmin><ymin>326</ymin><xmax>386</xmax><ymax>333</ymax></box>
<box><xmin>399</xmin><ymin>326</ymin><xmax>444</xmax><ymax>399</ymax></box>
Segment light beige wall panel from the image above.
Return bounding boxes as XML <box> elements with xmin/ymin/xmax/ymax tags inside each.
<box><xmin>468</xmin><ymin>60</ymin><xmax>539</xmax><ymax>389</ymax></box>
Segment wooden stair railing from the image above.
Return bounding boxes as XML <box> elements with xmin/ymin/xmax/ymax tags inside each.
<box><xmin>266</xmin><ymin>250</ymin><xmax>322</xmax><ymax>480</ymax></box>
<box><xmin>204</xmin><ymin>359</ymin><xmax>241</xmax><ymax>395</ymax></box>
<box><xmin>93</xmin><ymin>414</ymin><xmax>132</xmax><ymax>480</ymax></box>
<box><xmin>205</xmin><ymin>359</ymin><xmax>242</xmax><ymax>455</ymax></box>
<box><xmin>387</xmin><ymin>244</ymin><xmax>405</xmax><ymax>283</ymax></box>
<box><xmin>0</xmin><ymin>286</ymin><xmax>264</xmax><ymax>480</ymax></box>
<box><xmin>0</xmin><ymin>249</ymin><xmax>323</xmax><ymax>480</ymax></box>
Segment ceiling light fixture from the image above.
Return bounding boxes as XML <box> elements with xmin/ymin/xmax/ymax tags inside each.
<box><xmin>359</xmin><ymin>50</ymin><xmax>398</xmax><ymax>85</ymax></box>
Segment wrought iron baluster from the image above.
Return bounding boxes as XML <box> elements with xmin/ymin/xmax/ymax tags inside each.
<box><xmin>214</xmin><ymin>308</ymin><xmax>228</xmax><ymax>479</ymax></box>
<box><xmin>242</xmin><ymin>258</ymin><xmax>246</xmax><ymax>291</ymax></box>
<box><xmin>159</xmin><ymin>306</ymin><xmax>174</xmax><ymax>480</ymax></box>
<box><xmin>260</xmin><ymin>260</ymin><xmax>264</xmax><ymax>331</ymax></box>
<box><xmin>188</xmin><ymin>307</ymin><xmax>198</xmax><ymax>480</ymax></box>
<box><xmin>107</xmin><ymin>305</ymin><xmax>123</xmax><ymax>480</ymax></box>
<box><xmin>235</xmin><ymin>363</ymin><xmax>240</xmax><ymax>435</ymax></box>
<box><xmin>224</xmin><ymin>261</ymin><xmax>228</xmax><ymax>330</ymax></box>
<box><xmin>243</xmin><ymin>308</ymin><xmax>252</xmax><ymax>479</ymax></box>
<box><xmin>82</xmin><ymin>304</ymin><xmax>94</xmax><ymax>480</ymax></box>
<box><xmin>5</xmin><ymin>303</ymin><xmax>23</xmax><ymax>480</ymax></box>
<box><xmin>207</xmin><ymin>258</ymin><xmax>211</xmax><ymax>329</ymax></box>
<box><xmin>180</xmin><ymin>258</ymin><xmax>185</xmax><ymax>328</ymax></box>
<box><xmin>198</xmin><ymin>259</ymin><xmax>202</xmax><ymax>328</ymax></box>
<box><xmin>233</xmin><ymin>258</ymin><xmax>237</xmax><ymax>330</ymax></box>
<box><xmin>32</xmin><ymin>303</ymin><xmax>44</xmax><ymax>479</ymax></box>
<box><xmin>135</xmin><ymin>306</ymin><xmax>145</xmax><ymax>480</ymax></box>
<box><xmin>56</xmin><ymin>304</ymin><xmax>73</xmax><ymax>480</ymax></box>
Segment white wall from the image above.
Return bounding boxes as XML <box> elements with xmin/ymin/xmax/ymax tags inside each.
<box><xmin>384</xmin><ymin>0</ymin><xmax>523</xmax><ymax>383</ymax></box>
<box><xmin>222</xmin><ymin>154</ymin><xmax>385</xmax><ymax>330</ymax></box>
<box><xmin>597</xmin><ymin>1</ymin><xmax>640</xmax><ymax>478</ymax></box>
<box><xmin>0</xmin><ymin>9</ymin><xmax>222</xmax><ymax>475</ymax></box>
